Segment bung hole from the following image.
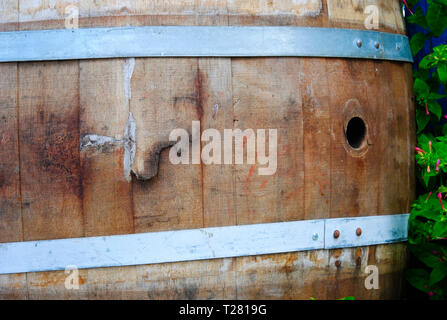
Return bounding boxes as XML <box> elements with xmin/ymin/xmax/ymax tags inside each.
<box><xmin>346</xmin><ymin>117</ymin><xmax>366</xmax><ymax>149</ymax></box>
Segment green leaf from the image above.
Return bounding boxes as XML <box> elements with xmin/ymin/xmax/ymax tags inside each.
<box><xmin>411</xmin><ymin>32</ymin><xmax>430</xmax><ymax>56</ymax></box>
<box><xmin>410</xmin><ymin>244</ymin><xmax>444</xmax><ymax>268</ymax></box>
<box><xmin>428</xmin><ymin>101</ymin><xmax>443</xmax><ymax>120</ymax></box>
<box><xmin>414</xmin><ymin>69</ymin><xmax>430</xmax><ymax>81</ymax></box>
<box><xmin>428</xmin><ymin>71</ymin><xmax>442</xmax><ymax>93</ymax></box>
<box><xmin>438</xmin><ymin>63</ymin><xmax>447</xmax><ymax>84</ymax></box>
<box><xmin>414</xmin><ymin>78</ymin><xmax>431</xmax><ymax>96</ymax></box>
<box><xmin>410</xmin><ymin>195</ymin><xmax>444</xmax><ymax>222</ymax></box>
<box><xmin>432</xmin><ymin>220</ymin><xmax>447</xmax><ymax>239</ymax></box>
<box><xmin>426</xmin><ymin>2</ymin><xmax>447</xmax><ymax>37</ymax></box>
<box><xmin>417</xmin><ymin>133</ymin><xmax>435</xmax><ymax>149</ymax></box>
<box><xmin>406</xmin><ymin>269</ymin><xmax>430</xmax><ymax>293</ymax></box>
<box><xmin>420</xmin><ymin>54</ymin><xmax>436</xmax><ymax>69</ymax></box>
<box><xmin>409</xmin><ymin>218</ymin><xmax>435</xmax><ymax>244</ymax></box>
<box><xmin>407</xmin><ymin>7</ymin><xmax>429</xmax><ymax>30</ymax></box>
<box><xmin>416</xmin><ymin>107</ymin><xmax>430</xmax><ymax>133</ymax></box>
<box><xmin>430</xmin><ymin>264</ymin><xmax>447</xmax><ymax>285</ymax></box>
<box><xmin>428</xmin><ymin>92</ymin><xmax>446</xmax><ymax>100</ymax></box>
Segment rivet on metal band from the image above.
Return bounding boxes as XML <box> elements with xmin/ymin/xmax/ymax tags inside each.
<box><xmin>0</xmin><ymin>214</ymin><xmax>409</xmax><ymax>275</ymax></box>
<box><xmin>0</xmin><ymin>26</ymin><xmax>413</xmax><ymax>63</ymax></box>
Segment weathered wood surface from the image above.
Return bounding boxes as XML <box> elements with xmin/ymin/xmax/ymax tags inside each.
<box><xmin>0</xmin><ymin>0</ymin><xmax>413</xmax><ymax>299</ymax></box>
<box><xmin>0</xmin><ymin>1</ymin><xmax>26</xmax><ymax>299</ymax></box>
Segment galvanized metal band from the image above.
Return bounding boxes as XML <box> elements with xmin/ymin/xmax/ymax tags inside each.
<box><xmin>0</xmin><ymin>26</ymin><xmax>413</xmax><ymax>63</ymax></box>
<box><xmin>0</xmin><ymin>214</ymin><xmax>409</xmax><ymax>274</ymax></box>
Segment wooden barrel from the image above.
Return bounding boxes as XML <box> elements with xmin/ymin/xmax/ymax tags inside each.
<box><xmin>0</xmin><ymin>0</ymin><xmax>414</xmax><ymax>299</ymax></box>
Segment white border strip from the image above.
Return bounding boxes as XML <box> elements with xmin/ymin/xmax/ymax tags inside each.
<box><xmin>0</xmin><ymin>26</ymin><xmax>413</xmax><ymax>62</ymax></box>
<box><xmin>0</xmin><ymin>214</ymin><xmax>408</xmax><ymax>274</ymax></box>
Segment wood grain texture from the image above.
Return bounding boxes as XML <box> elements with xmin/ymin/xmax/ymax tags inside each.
<box><xmin>0</xmin><ymin>1</ymin><xmax>26</xmax><ymax>299</ymax></box>
<box><xmin>301</xmin><ymin>58</ymin><xmax>331</xmax><ymax>221</ymax></box>
<box><xmin>326</xmin><ymin>59</ymin><xmax>380</xmax><ymax>218</ymax></box>
<box><xmin>0</xmin><ymin>63</ymin><xmax>26</xmax><ymax>299</ymax></box>
<box><xmin>326</xmin><ymin>0</ymin><xmax>405</xmax><ymax>32</ymax></box>
<box><xmin>77</xmin><ymin>6</ymin><xmax>140</xmax><ymax>299</ymax></box>
<box><xmin>200</xmin><ymin>58</ymin><xmax>237</xmax><ymax>228</ymax></box>
<box><xmin>7</xmin><ymin>0</ymin><xmax>406</xmax><ymax>34</ymax></box>
<box><xmin>18</xmin><ymin>60</ymin><xmax>85</xmax><ymax>298</ymax></box>
<box><xmin>18</xmin><ymin>61</ymin><xmax>83</xmax><ymax>240</ymax></box>
<box><xmin>14</xmin><ymin>5</ymin><xmax>85</xmax><ymax>298</ymax></box>
<box><xmin>79</xmin><ymin>58</ymin><xmax>134</xmax><ymax>237</ymax></box>
<box><xmin>129</xmin><ymin>57</ymin><xmax>203</xmax><ymax>232</ymax></box>
<box><xmin>0</xmin><ymin>0</ymin><xmax>413</xmax><ymax>299</ymax></box>
<box><xmin>231</xmin><ymin>57</ymin><xmax>304</xmax><ymax>225</ymax></box>
<box><xmin>0</xmin><ymin>67</ymin><xmax>21</xmax><ymax>242</ymax></box>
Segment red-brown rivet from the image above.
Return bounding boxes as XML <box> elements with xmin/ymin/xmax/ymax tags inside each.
<box><xmin>356</xmin><ymin>228</ymin><xmax>362</xmax><ymax>236</ymax></box>
<box><xmin>335</xmin><ymin>260</ymin><xmax>341</xmax><ymax>268</ymax></box>
<box><xmin>333</xmin><ymin>230</ymin><xmax>340</xmax><ymax>239</ymax></box>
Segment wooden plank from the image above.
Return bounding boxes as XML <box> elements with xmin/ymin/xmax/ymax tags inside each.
<box><xmin>129</xmin><ymin>58</ymin><xmax>203</xmax><ymax>233</ymax></box>
<box><xmin>230</xmin><ymin>57</ymin><xmax>304</xmax><ymax>298</ymax></box>
<box><xmin>0</xmin><ymin>8</ymin><xmax>21</xmax><ymax>245</ymax></box>
<box><xmin>18</xmin><ymin>60</ymin><xmax>84</xmax><ymax>297</ymax></box>
<box><xmin>326</xmin><ymin>59</ymin><xmax>380</xmax><ymax>218</ymax></box>
<box><xmin>326</xmin><ymin>247</ymin><xmax>369</xmax><ymax>299</ymax></box>
<box><xmin>26</xmin><ymin>269</ymin><xmax>88</xmax><ymax>300</ymax></box>
<box><xmin>130</xmin><ymin>5</ymin><xmax>236</xmax><ymax>299</ymax></box>
<box><xmin>230</xmin><ymin>57</ymin><xmax>304</xmax><ymax>225</ymax></box>
<box><xmin>13</xmin><ymin>0</ymin><xmax>405</xmax><ymax>34</ymax></box>
<box><xmin>18</xmin><ymin>0</ymin><xmax>70</xmax><ymax>31</ymax></box>
<box><xmin>134</xmin><ymin>258</ymin><xmax>236</xmax><ymax>299</ymax></box>
<box><xmin>0</xmin><ymin>0</ymin><xmax>19</xmax><ymax>31</ymax></box>
<box><xmin>301</xmin><ymin>58</ymin><xmax>331</xmax><ymax>220</ymax></box>
<box><xmin>16</xmin><ymin>1</ymin><xmax>84</xmax><ymax>297</ymax></box>
<box><xmin>199</xmin><ymin>58</ymin><xmax>237</xmax><ymax>228</ymax></box>
<box><xmin>193</xmin><ymin>11</ymin><xmax>237</xmax><ymax>299</ymax></box>
<box><xmin>0</xmin><ymin>1</ymin><xmax>26</xmax><ymax>299</ymax></box>
<box><xmin>0</xmin><ymin>62</ymin><xmax>26</xmax><ymax>299</ymax></box>
<box><xmin>323</xmin><ymin>59</ymin><xmax>413</xmax><ymax>300</ymax></box>
<box><xmin>83</xmin><ymin>1</ymin><xmax>231</xmax><ymax>297</ymax></box>
<box><xmin>323</xmin><ymin>243</ymin><xmax>408</xmax><ymax>300</ymax></box>
<box><xmin>326</xmin><ymin>0</ymin><xmax>405</xmax><ymax>32</ymax></box>
<box><xmin>227</xmin><ymin>0</ymin><xmax>322</xmax><ymax>16</ymax></box>
<box><xmin>79</xmin><ymin>60</ymin><xmax>138</xmax><ymax>299</ymax></box>
<box><xmin>79</xmin><ymin>58</ymin><xmax>134</xmax><ymax>237</ymax></box>
<box><xmin>324</xmin><ymin>59</ymin><xmax>380</xmax><ymax>299</ymax></box>
<box><xmin>128</xmin><ymin>6</ymin><xmax>212</xmax><ymax>299</ymax></box>
<box><xmin>372</xmin><ymin>244</ymin><xmax>408</xmax><ymax>299</ymax></box>
<box><xmin>236</xmin><ymin>251</ymin><xmax>329</xmax><ymax>299</ymax></box>
<box><xmin>17</xmin><ymin>59</ymin><xmax>85</xmax><ymax>298</ymax></box>
<box><xmin>376</xmin><ymin>61</ymin><xmax>415</xmax><ymax>214</ymax></box>
<box><xmin>18</xmin><ymin>61</ymin><xmax>83</xmax><ymax>240</ymax></box>
<box><xmin>78</xmin><ymin>5</ymin><xmax>138</xmax><ymax>299</ymax></box>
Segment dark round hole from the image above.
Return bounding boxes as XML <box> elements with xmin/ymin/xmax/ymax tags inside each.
<box><xmin>346</xmin><ymin>117</ymin><xmax>366</xmax><ymax>149</ymax></box>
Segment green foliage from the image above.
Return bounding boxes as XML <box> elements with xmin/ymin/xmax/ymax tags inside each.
<box><xmin>405</xmin><ymin>0</ymin><xmax>447</xmax><ymax>300</ymax></box>
<box><xmin>411</xmin><ymin>32</ymin><xmax>431</xmax><ymax>56</ymax></box>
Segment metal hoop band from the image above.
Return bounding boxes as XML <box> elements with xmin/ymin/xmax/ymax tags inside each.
<box><xmin>0</xmin><ymin>26</ymin><xmax>412</xmax><ymax>63</ymax></box>
<box><xmin>0</xmin><ymin>214</ymin><xmax>409</xmax><ymax>274</ymax></box>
